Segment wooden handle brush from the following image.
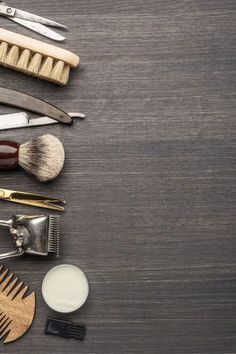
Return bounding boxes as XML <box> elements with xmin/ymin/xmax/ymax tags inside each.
<box><xmin>0</xmin><ymin>28</ymin><xmax>80</xmax><ymax>85</ymax></box>
<box><xmin>0</xmin><ymin>134</ymin><xmax>65</xmax><ymax>182</ymax></box>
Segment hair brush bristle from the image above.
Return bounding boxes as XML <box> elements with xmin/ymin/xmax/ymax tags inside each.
<box><xmin>19</xmin><ymin>134</ymin><xmax>65</xmax><ymax>183</ymax></box>
<box><xmin>0</xmin><ymin>29</ymin><xmax>79</xmax><ymax>85</ymax></box>
<box><xmin>0</xmin><ymin>42</ymin><xmax>70</xmax><ymax>85</ymax></box>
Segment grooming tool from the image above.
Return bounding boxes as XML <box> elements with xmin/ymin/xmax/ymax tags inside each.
<box><xmin>45</xmin><ymin>317</ymin><xmax>86</xmax><ymax>341</ymax></box>
<box><xmin>0</xmin><ymin>29</ymin><xmax>80</xmax><ymax>85</ymax></box>
<box><xmin>0</xmin><ymin>188</ymin><xmax>65</xmax><ymax>211</ymax></box>
<box><xmin>0</xmin><ymin>265</ymin><xmax>35</xmax><ymax>343</ymax></box>
<box><xmin>0</xmin><ymin>134</ymin><xmax>65</xmax><ymax>182</ymax></box>
<box><xmin>0</xmin><ymin>87</ymin><xmax>73</xmax><ymax>125</ymax></box>
<box><xmin>42</xmin><ymin>265</ymin><xmax>89</xmax><ymax>313</ymax></box>
<box><xmin>0</xmin><ymin>215</ymin><xmax>60</xmax><ymax>259</ymax></box>
<box><xmin>0</xmin><ymin>2</ymin><xmax>67</xmax><ymax>41</ymax></box>
<box><xmin>0</xmin><ymin>112</ymin><xmax>85</xmax><ymax>130</ymax></box>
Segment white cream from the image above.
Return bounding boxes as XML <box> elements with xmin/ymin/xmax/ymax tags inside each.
<box><xmin>42</xmin><ymin>264</ymin><xmax>89</xmax><ymax>313</ymax></box>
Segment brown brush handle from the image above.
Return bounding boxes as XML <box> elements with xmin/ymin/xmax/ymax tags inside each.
<box><xmin>0</xmin><ymin>140</ymin><xmax>19</xmax><ymax>169</ymax></box>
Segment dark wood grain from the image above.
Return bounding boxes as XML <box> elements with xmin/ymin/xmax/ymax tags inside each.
<box><xmin>0</xmin><ymin>0</ymin><xmax>235</xmax><ymax>353</ymax></box>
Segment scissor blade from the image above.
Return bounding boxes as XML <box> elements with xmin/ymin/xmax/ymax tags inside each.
<box><xmin>7</xmin><ymin>198</ymin><xmax>65</xmax><ymax>211</ymax></box>
<box><xmin>10</xmin><ymin>17</ymin><xmax>65</xmax><ymax>41</ymax></box>
<box><xmin>0</xmin><ymin>188</ymin><xmax>65</xmax><ymax>211</ymax></box>
<box><xmin>14</xmin><ymin>8</ymin><xmax>67</xmax><ymax>29</ymax></box>
<box><xmin>7</xmin><ymin>191</ymin><xmax>66</xmax><ymax>211</ymax></box>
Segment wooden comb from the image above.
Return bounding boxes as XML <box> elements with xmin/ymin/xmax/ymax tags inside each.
<box><xmin>0</xmin><ymin>28</ymin><xmax>80</xmax><ymax>85</ymax></box>
<box><xmin>0</xmin><ymin>266</ymin><xmax>35</xmax><ymax>343</ymax></box>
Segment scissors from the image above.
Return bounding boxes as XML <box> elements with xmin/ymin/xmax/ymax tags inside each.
<box><xmin>0</xmin><ymin>188</ymin><xmax>65</xmax><ymax>211</ymax></box>
<box><xmin>0</xmin><ymin>2</ymin><xmax>67</xmax><ymax>41</ymax></box>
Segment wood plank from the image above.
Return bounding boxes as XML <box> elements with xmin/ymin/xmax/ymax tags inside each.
<box><xmin>0</xmin><ymin>0</ymin><xmax>235</xmax><ymax>353</ymax></box>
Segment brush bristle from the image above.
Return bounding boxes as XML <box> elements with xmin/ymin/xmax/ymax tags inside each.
<box><xmin>0</xmin><ymin>42</ymin><xmax>8</xmax><ymax>63</ymax></box>
<box><xmin>48</xmin><ymin>215</ymin><xmax>60</xmax><ymax>256</ymax></box>
<box><xmin>5</xmin><ymin>45</ymin><xmax>19</xmax><ymax>67</ymax></box>
<box><xmin>50</xmin><ymin>60</ymin><xmax>67</xmax><ymax>82</ymax></box>
<box><xmin>0</xmin><ymin>41</ymin><xmax>70</xmax><ymax>85</ymax></box>
<box><xmin>28</xmin><ymin>53</ymin><xmax>43</xmax><ymax>75</ymax></box>
<box><xmin>39</xmin><ymin>57</ymin><xmax>54</xmax><ymax>79</ymax></box>
<box><xmin>18</xmin><ymin>134</ymin><xmax>65</xmax><ymax>183</ymax></box>
<box><xmin>16</xmin><ymin>49</ymin><xmax>31</xmax><ymax>71</ymax></box>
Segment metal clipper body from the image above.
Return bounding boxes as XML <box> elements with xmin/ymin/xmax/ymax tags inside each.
<box><xmin>0</xmin><ymin>214</ymin><xmax>60</xmax><ymax>259</ymax></box>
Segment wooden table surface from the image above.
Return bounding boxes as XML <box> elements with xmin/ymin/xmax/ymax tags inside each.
<box><xmin>0</xmin><ymin>0</ymin><xmax>235</xmax><ymax>353</ymax></box>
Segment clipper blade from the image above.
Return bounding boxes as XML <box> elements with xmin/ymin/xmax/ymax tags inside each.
<box><xmin>48</xmin><ymin>215</ymin><xmax>60</xmax><ymax>257</ymax></box>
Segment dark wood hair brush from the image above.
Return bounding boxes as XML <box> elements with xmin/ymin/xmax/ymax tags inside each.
<box><xmin>0</xmin><ymin>134</ymin><xmax>65</xmax><ymax>182</ymax></box>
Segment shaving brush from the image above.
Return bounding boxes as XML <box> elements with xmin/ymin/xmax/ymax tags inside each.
<box><xmin>0</xmin><ymin>134</ymin><xmax>65</xmax><ymax>182</ymax></box>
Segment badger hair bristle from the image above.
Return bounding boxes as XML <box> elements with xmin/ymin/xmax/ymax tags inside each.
<box><xmin>19</xmin><ymin>134</ymin><xmax>65</xmax><ymax>183</ymax></box>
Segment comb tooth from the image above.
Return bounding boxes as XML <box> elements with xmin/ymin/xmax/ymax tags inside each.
<box><xmin>0</xmin><ymin>314</ymin><xmax>6</xmax><ymax>325</ymax></box>
<box><xmin>70</xmin><ymin>324</ymin><xmax>86</xmax><ymax>340</ymax></box>
<box><xmin>0</xmin><ymin>316</ymin><xmax>9</xmax><ymax>330</ymax></box>
<box><xmin>1</xmin><ymin>327</ymin><xmax>10</xmax><ymax>342</ymax></box>
<box><xmin>71</xmin><ymin>324</ymin><xmax>86</xmax><ymax>332</ymax></box>
<box><xmin>0</xmin><ymin>269</ymin><xmax>8</xmax><ymax>283</ymax></box>
<box><xmin>71</xmin><ymin>323</ymin><xmax>86</xmax><ymax>329</ymax></box>
<box><xmin>70</xmin><ymin>328</ymin><xmax>86</xmax><ymax>335</ymax></box>
<box><xmin>8</xmin><ymin>281</ymin><xmax>24</xmax><ymax>300</ymax></box>
<box><xmin>0</xmin><ymin>273</ymin><xmax>13</xmax><ymax>292</ymax></box>
<box><xmin>4</xmin><ymin>277</ymin><xmax>18</xmax><ymax>295</ymax></box>
<box><xmin>70</xmin><ymin>331</ymin><xmax>85</xmax><ymax>338</ymax></box>
<box><xmin>0</xmin><ymin>318</ymin><xmax>11</xmax><ymax>339</ymax></box>
<box><xmin>15</xmin><ymin>285</ymin><xmax>28</xmax><ymax>299</ymax></box>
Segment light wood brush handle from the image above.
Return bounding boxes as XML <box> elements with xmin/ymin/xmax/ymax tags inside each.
<box><xmin>0</xmin><ymin>28</ymin><xmax>80</xmax><ymax>67</ymax></box>
<box><xmin>0</xmin><ymin>140</ymin><xmax>19</xmax><ymax>169</ymax></box>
